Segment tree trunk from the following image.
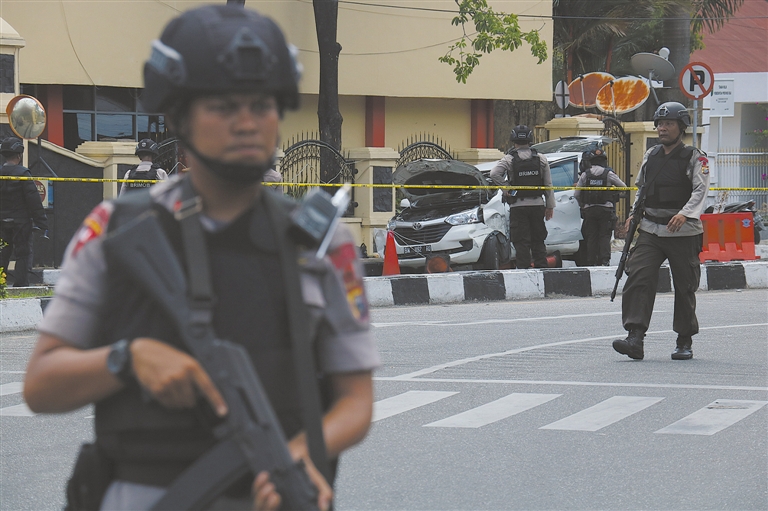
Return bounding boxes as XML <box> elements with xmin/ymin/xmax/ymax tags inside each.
<box><xmin>313</xmin><ymin>0</ymin><xmax>343</xmax><ymax>184</ymax></box>
<box><xmin>661</xmin><ymin>4</ymin><xmax>691</xmax><ymax>106</ymax></box>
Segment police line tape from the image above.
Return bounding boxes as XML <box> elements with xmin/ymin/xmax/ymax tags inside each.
<box><xmin>1</xmin><ymin>175</ymin><xmax>767</xmax><ymax>192</ymax></box>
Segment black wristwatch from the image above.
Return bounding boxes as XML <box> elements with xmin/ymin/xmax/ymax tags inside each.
<box><xmin>107</xmin><ymin>339</ymin><xmax>134</xmax><ymax>384</ymax></box>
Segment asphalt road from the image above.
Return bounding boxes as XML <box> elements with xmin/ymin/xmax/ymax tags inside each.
<box><xmin>1</xmin><ymin>289</ymin><xmax>766</xmax><ymax>510</ymax></box>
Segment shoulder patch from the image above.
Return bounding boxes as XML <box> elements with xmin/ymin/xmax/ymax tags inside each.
<box><xmin>70</xmin><ymin>203</ymin><xmax>114</xmax><ymax>258</ymax></box>
<box><xmin>329</xmin><ymin>242</ymin><xmax>369</xmax><ymax>321</ymax></box>
<box><xmin>698</xmin><ymin>156</ymin><xmax>709</xmax><ymax>175</ymax></box>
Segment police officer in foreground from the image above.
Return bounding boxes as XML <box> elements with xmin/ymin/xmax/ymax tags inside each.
<box><xmin>490</xmin><ymin>125</ymin><xmax>555</xmax><ymax>268</ymax></box>
<box><xmin>24</xmin><ymin>5</ymin><xmax>378</xmax><ymax>510</ymax></box>
<box><xmin>574</xmin><ymin>147</ymin><xmax>627</xmax><ymax>266</ymax></box>
<box><xmin>613</xmin><ymin>102</ymin><xmax>710</xmax><ymax>361</ymax></box>
<box><xmin>119</xmin><ymin>139</ymin><xmax>168</xmax><ymax>195</ymax></box>
<box><xmin>0</xmin><ymin>137</ymin><xmax>48</xmax><ymax>287</ymax></box>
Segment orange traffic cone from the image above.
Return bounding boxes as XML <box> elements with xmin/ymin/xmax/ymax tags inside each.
<box><xmin>382</xmin><ymin>231</ymin><xmax>401</xmax><ymax>276</ymax></box>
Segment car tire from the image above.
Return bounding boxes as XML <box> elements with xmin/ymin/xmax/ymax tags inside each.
<box><xmin>477</xmin><ymin>234</ymin><xmax>501</xmax><ymax>270</ymax></box>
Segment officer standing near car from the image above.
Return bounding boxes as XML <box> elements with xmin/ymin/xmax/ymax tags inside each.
<box><xmin>24</xmin><ymin>5</ymin><xmax>378</xmax><ymax>511</ymax></box>
<box><xmin>0</xmin><ymin>137</ymin><xmax>48</xmax><ymax>287</ymax></box>
<box><xmin>490</xmin><ymin>125</ymin><xmax>555</xmax><ymax>268</ymax></box>
<box><xmin>119</xmin><ymin>139</ymin><xmax>168</xmax><ymax>196</ymax></box>
<box><xmin>574</xmin><ymin>147</ymin><xmax>626</xmax><ymax>266</ymax></box>
<box><xmin>613</xmin><ymin>102</ymin><xmax>710</xmax><ymax>361</ymax></box>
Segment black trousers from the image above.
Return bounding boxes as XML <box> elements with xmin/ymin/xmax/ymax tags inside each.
<box><xmin>0</xmin><ymin>220</ymin><xmax>33</xmax><ymax>287</ymax></box>
<box><xmin>581</xmin><ymin>206</ymin><xmax>615</xmax><ymax>266</ymax></box>
<box><xmin>622</xmin><ymin>230</ymin><xmax>703</xmax><ymax>337</ymax></box>
<box><xmin>509</xmin><ymin>205</ymin><xmax>548</xmax><ymax>268</ymax></box>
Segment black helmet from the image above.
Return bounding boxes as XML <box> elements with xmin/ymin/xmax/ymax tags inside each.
<box><xmin>510</xmin><ymin>125</ymin><xmax>533</xmax><ymax>144</ymax></box>
<box><xmin>653</xmin><ymin>102</ymin><xmax>691</xmax><ymax>128</ymax></box>
<box><xmin>580</xmin><ymin>147</ymin><xmax>608</xmax><ymax>172</ymax></box>
<box><xmin>142</xmin><ymin>5</ymin><xmax>301</xmax><ymax>114</ymax></box>
<box><xmin>0</xmin><ymin>137</ymin><xmax>24</xmax><ymax>155</ymax></box>
<box><xmin>135</xmin><ymin>138</ymin><xmax>159</xmax><ymax>158</ymax></box>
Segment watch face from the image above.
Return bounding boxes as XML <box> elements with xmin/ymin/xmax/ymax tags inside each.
<box><xmin>108</xmin><ymin>340</ymin><xmax>129</xmax><ymax>377</ymax></box>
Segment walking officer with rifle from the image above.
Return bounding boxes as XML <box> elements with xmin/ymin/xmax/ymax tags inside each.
<box><xmin>611</xmin><ymin>102</ymin><xmax>710</xmax><ymax>361</ymax></box>
<box><xmin>24</xmin><ymin>5</ymin><xmax>379</xmax><ymax>510</ymax></box>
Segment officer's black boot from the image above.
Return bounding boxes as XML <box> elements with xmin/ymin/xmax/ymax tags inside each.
<box><xmin>671</xmin><ymin>336</ymin><xmax>693</xmax><ymax>360</ymax></box>
<box><xmin>612</xmin><ymin>329</ymin><xmax>645</xmax><ymax>360</ymax></box>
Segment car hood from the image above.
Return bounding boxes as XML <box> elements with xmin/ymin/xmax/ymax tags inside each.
<box><xmin>393</xmin><ymin>159</ymin><xmax>491</xmax><ymax>206</ymax></box>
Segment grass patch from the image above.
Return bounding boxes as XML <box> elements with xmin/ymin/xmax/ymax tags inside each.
<box><xmin>5</xmin><ymin>288</ymin><xmax>54</xmax><ymax>299</ymax></box>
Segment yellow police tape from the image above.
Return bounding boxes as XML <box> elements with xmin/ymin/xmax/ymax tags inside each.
<box><xmin>1</xmin><ymin>175</ymin><xmax>767</xmax><ymax>192</ymax></box>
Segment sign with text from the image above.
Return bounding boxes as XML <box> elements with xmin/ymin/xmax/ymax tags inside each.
<box><xmin>710</xmin><ymin>80</ymin><xmax>735</xmax><ymax>117</ymax></box>
<box><xmin>679</xmin><ymin>61</ymin><xmax>714</xmax><ymax>100</ymax></box>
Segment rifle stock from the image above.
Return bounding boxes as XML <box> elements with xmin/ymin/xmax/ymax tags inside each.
<box><xmin>102</xmin><ymin>211</ymin><xmax>318</xmax><ymax>511</ymax></box>
<box><xmin>610</xmin><ymin>190</ymin><xmax>645</xmax><ymax>302</ymax></box>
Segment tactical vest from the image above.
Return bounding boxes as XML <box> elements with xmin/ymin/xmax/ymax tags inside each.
<box><xmin>95</xmin><ymin>191</ymin><xmax>311</xmax><ymax>487</ymax></box>
<box><xmin>581</xmin><ymin>167</ymin><xmax>611</xmax><ymax>205</ymax></box>
<box><xmin>0</xmin><ymin>164</ymin><xmax>32</xmax><ymax>221</ymax></box>
<box><xmin>644</xmin><ymin>145</ymin><xmax>693</xmax><ymax>210</ymax></box>
<box><xmin>124</xmin><ymin>164</ymin><xmax>161</xmax><ymax>193</ymax></box>
<box><xmin>508</xmin><ymin>149</ymin><xmax>543</xmax><ymax>198</ymax></box>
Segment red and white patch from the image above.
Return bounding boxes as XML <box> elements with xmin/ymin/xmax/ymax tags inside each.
<box><xmin>329</xmin><ymin>242</ymin><xmax>369</xmax><ymax>321</ymax></box>
<box><xmin>70</xmin><ymin>203</ymin><xmax>113</xmax><ymax>258</ymax></box>
<box><xmin>698</xmin><ymin>156</ymin><xmax>710</xmax><ymax>175</ymax></box>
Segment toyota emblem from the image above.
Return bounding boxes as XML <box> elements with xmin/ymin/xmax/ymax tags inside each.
<box><xmin>412</xmin><ymin>222</ymin><xmax>423</xmax><ymax>231</ymax></box>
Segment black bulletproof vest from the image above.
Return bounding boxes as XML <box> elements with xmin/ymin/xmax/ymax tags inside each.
<box><xmin>509</xmin><ymin>149</ymin><xmax>543</xmax><ymax>198</ymax></box>
<box><xmin>582</xmin><ymin>167</ymin><xmax>610</xmax><ymax>205</ymax></box>
<box><xmin>95</xmin><ymin>195</ymin><xmax>304</xmax><ymax>475</ymax></box>
<box><xmin>0</xmin><ymin>164</ymin><xmax>32</xmax><ymax>220</ymax></box>
<box><xmin>124</xmin><ymin>164</ymin><xmax>161</xmax><ymax>193</ymax></box>
<box><xmin>644</xmin><ymin>145</ymin><xmax>693</xmax><ymax>209</ymax></box>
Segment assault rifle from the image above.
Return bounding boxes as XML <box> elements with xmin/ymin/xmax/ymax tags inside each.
<box><xmin>102</xmin><ymin>186</ymin><xmax>351</xmax><ymax>510</ymax></box>
<box><xmin>611</xmin><ymin>185</ymin><xmax>646</xmax><ymax>302</ymax></box>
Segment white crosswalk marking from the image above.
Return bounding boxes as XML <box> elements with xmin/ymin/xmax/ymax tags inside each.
<box><xmin>0</xmin><ymin>403</ymin><xmax>35</xmax><ymax>417</ymax></box>
<box><xmin>373</xmin><ymin>391</ymin><xmax>457</xmax><ymax>422</ymax></box>
<box><xmin>655</xmin><ymin>399</ymin><xmax>768</xmax><ymax>436</ymax></box>
<box><xmin>540</xmin><ymin>396</ymin><xmax>664</xmax><ymax>431</ymax></box>
<box><xmin>0</xmin><ymin>381</ymin><xmax>24</xmax><ymax>396</ymax></box>
<box><xmin>424</xmin><ymin>393</ymin><xmax>561</xmax><ymax>428</ymax></box>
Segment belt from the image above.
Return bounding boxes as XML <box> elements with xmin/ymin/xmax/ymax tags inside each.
<box><xmin>644</xmin><ymin>214</ymin><xmax>673</xmax><ymax>225</ymax></box>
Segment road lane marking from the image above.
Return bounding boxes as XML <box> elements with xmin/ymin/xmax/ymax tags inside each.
<box><xmin>373</xmin><ymin>391</ymin><xmax>457</xmax><ymax>422</ymax></box>
<box><xmin>540</xmin><ymin>396</ymin><xmax>664</xmax><ymax>431</ymax></box>
<box><xmin>0</xmin><ymin>381</ymin><xmax>23</xmax><ymax>396</ymax></box>
<box><xmin>424</xmin><ymin>393</ymin><xmax>561</xmax><ymax>428</ymax></box>
<box><xmin>390</xmin><ymin>323</ymin><xmax>768</xmax><ymax>380</ymax></box>
<box><xmin>0</xmin><ymin>403</ymin><xmax>35</xmax><ymax>417</ymax></box>
<box><xmin>655</xmin><ymin>399</ymin><xmax>768</xmax><ymax>435</ymax></box>
<box><xmin>0</xmin><ymin>371</ymin><xmax>26</xmax><ymax>374</ymax></box>
<box><xmin>374</xmin><ymin>376</ymin><xmax>768</xmax><ymax>392</ymax></box>
<box><xmin>372</xmin><ymin>311</ymin><xmax>623</xmax><ymax>328</ymax></box>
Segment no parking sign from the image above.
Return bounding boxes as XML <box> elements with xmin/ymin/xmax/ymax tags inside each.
<box><xmin>679</xmin><ymin>62</ymin><xmax>714</xmax><ymax>100</ymax></box>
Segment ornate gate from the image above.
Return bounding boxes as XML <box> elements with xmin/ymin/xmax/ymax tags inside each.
<box><xmin>601</xmin><ymin>117</ymin><xmax>631</xmax><ymax>220</ymax></box>
<box><xmin>279</xmin><ymin>134</ymin><xmax>356</xmax><ymax>213</ymax></box>
<box><xmin>396</xmin><ymin>134</ymin><xmax>454</xmax><ymax>169</ymax></box>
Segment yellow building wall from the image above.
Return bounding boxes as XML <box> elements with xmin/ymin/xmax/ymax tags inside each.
<box><xmin>1</xmin><ymin>0</ymin><xmax>552</xmax><ymax>101</ymax></box>
<box><xmin>385</xmin><ymin>98</ymin><xmax>471</xmax><ymax>151</ymax></box>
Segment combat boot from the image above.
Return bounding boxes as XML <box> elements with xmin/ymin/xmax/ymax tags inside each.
<box><xmin>612</xmin><ymin>329</ymin><xmax>645</xmax><ymax>360</ymax></box>
<box><xmin>671</xmin><ymin>336</ymin><xmax>693</xmax><ymax>360</ymax></box>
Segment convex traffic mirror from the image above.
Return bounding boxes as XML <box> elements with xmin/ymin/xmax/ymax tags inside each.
<box><xmin>6</xmin><ymin>94</ymin><xmax>47</xmax><ymax>139</ymax></box>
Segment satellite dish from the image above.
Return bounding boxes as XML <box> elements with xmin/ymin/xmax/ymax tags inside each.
<box><xmin>595</xmin><ymin>76</ymin><xmax>651</xmax><ymax>116</ymax></box>
<box><xmin>631</xmin><ymin>50</ymin><xmax>675</xmax><ymax>106</ymax></box>
<box><xmin>568</xmin><ymin>72</ymin><xmax>614</xmax><ymax>109</ymax></box>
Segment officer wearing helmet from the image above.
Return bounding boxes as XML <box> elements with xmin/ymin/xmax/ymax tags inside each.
<box><xmin>490</xmin><ymin>125</ymin><xmax>555</xmax><ymax>268</ymax></box>
<box><xmin>613</xmin><ymin>101</ymin><xmax>710</xmax><ymax>361</ymax></box>
<box><xmin>0</xmin><ymin>137</ymin><xmax>48</xmax><ymax>287</ymax></box>
<box><xmin>574</xmin><ymin>147</ymin><xmax>627</xmax><ymax>266</ymax></box>
<box><xmin>119</xmin><ymin>139</ymin><xmax>168</xmax><ymax>195</ymax></box>
<box><xmin>25</xmin><ymin>5</ymin><xmax>378</xmax><ymax>511</ymax></box>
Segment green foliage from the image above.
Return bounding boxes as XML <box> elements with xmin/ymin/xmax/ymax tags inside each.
<box><xmin>0</xmin><ymin>238</ymin><xmax>6</xmax><ymax>299</ymax></box>
<box><xmin>440</xmin><ymin>0</ymin><xmax>548</xmax><ymax>83</ymax></box>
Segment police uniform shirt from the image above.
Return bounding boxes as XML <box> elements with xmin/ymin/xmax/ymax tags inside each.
<box><xmin>39</xmin><ymin>175</ymin><xmax>380</xmax><ymax>374</ymax></box>
<box><xmin>574</xmin><ymin>165</ymin><xmax>627</xmax><ymax>208</ymax></box>
<box><xmin>631</xmin><ymin>145</ymin><xmax>710</xmax><ymax>237</ymax></box>
<box><xmin>119</xmin><ymin>162</ymin><xmax>169</xmax><ymax>196</ymax></box>
<box><xmin>489</xmin><ymin>148</ymin><xmax>556</xmax><ymax>209</ymax></box>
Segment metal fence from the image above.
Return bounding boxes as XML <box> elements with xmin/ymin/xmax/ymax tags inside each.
<box><xmin>713</xmin><ymin>148</ymin><xmax>768</xmax><ymax>212</ymax></box>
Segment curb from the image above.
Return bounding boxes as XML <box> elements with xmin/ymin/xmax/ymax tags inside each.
<box><xmin>2</xmin><ymin>262</ymin><xmax>766</xmax><ymax>332</ymax></box>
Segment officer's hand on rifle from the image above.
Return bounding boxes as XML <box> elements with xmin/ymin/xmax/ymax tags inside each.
<box><xmin>130</xmin><ymin>338</ymin><xmax>228</xmax><ymax>416</ymax></box>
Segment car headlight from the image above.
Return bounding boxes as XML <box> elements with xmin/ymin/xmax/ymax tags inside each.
<box><xmin>387</xmin><ymin>218</ymin><xmax>397</xmax><ymax>231</ymax></box>
<box><xmin>445</xmin><ymin>207</ymin><xmax>482</xmax><ymax>225</ymax></box>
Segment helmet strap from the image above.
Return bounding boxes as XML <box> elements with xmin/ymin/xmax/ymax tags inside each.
<box><xmin>180</xmin><ymin>134</ymin><xmax>275</xmax><ymax>185</ymax></box>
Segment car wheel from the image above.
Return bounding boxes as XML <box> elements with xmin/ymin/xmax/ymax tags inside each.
<box><xmin>477</xmin><ymin>234</ymin><xmax>501</xmax><ymax>270</ymax></box>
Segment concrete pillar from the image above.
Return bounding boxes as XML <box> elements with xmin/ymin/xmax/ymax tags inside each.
<box><xmin>456</xmin><ymin>148</ymin><xmax>504</xmax><ymax>166</ymax></box>
<box><xmin>347</xmin><ymin>147</ymin><xmax>400</xmax><ymax>252</ymax></box>
<box><xmin>0</xmin><ymin>18</ymin><xmax>26</xmax><ymax>162</ymax></box>
<box><xmin>76</xmin><ymin>141</ymin><xmax>140</xmax><ymax>199</ymax></box>
<box><xmin>543</xmin><ymin>116</ymin><xmax>605</xmax><ymax>140</ymax></box>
